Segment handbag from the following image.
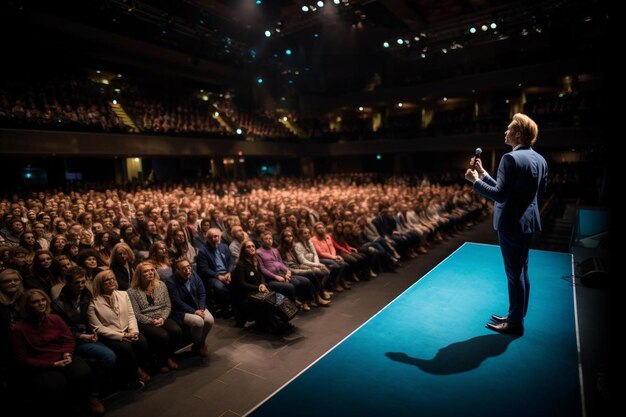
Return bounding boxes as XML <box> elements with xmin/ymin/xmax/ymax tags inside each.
<box><xmin>273</xmin><ymin>292</ymin><xmax>298</xmax><ymax>322</ymax></box>
<box><xmin>248</xmin><ymin>291</ymin><xmax>298</xmax><ymax>322</ymax></box>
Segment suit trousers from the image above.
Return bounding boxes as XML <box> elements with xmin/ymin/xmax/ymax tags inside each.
<box><xmin>497</xmin><ymin>230</ymin><xmax>532</xmax><ymax>324</ymax></box>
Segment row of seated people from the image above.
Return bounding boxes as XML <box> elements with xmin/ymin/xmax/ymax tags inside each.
<box><xmin>125</xmin><ymin>99</ymin><xmax>228</xmax><ymax>137</ymax></box>
<box><xmin>1</xmin><ymin>200</ymin><xmax>481</xmax><ymax>309</ymax></box>
<box><xmin>2</xmin><ymin>196</ymin><xmax>477</xmax><ymax>321</ymax></box>
<box><xmin>0</xmin><ymin>175</ymin><xmax>487</xmax><ymax>413</ymax></box>
<box><xmin>0</xmin><ymin>175</ymin><xmax>480</xmax><ymax>255</ymax></box>
<box><xmin>1</xmin><ymin>73</ymin><xmax>603</xmax><ymax>139</ymax></box>
<box><xmin>1</xmin><ymin>192</ymin><xmax>484</xmax><ymax>327</ymax></box>
<box><xmin>0</xmin><ymin>258</ymin><xmax>212</xmax><ymax>416</ymax></box>
<box><xmin>0</xmin><ymin>74</ymin><xmax>129</xmax><ymax>133</ymax></box>
<box><xmin>0</xmin><ymin>74</ymin><xmax>292</xmax><ymax>139</ymax></box>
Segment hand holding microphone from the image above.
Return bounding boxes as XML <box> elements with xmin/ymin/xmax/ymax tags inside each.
<box><xmin>470</xmin><ymin>148</ymin><xmax>485</xmax><ymax>175</ymax></box>
<box><xmin>472</xmin><ymin>148</ymin><xmax>482</xmax><ymax>170</ymax></box>
<box><xmin>466</xmin><ymin>147</ymin><xmax>484</xmax><ymax>184</ymax></box>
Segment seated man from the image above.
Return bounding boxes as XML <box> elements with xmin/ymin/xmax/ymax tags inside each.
<box><xmin>165</xmin><ymin>258</ymin><xmax>214</xmax><ymax>357</ymax></box>
<box><xmin>195</xmin><ymin>228</ymin><xmax>234</xmax><ymax>316</ymax></box>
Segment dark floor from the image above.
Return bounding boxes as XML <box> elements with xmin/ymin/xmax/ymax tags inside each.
<box><xmin>103</xmin><ymin>216</ymin><xmax>608</xmax><ymax>417</ymax></box>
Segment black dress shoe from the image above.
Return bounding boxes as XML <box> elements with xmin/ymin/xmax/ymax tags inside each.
<box><xmin>491</xmin><ymin>314</ymin><xmax>508</xmax><ymax>323</ymax></box>
<box><xmin>486</xmin><ymin>321</ymin><xmax>524</xmax><ymax>335</ymax></box>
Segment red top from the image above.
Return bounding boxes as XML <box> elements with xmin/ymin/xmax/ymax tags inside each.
<box><xmin>311</xmin><ymin>235</ymin><xmax>337</xmax><ymax>259</ymax></box>
<box><xmin>10</xmin><ymin>314</ymin><xmax>75</xmax><ymax>368</ymax></box>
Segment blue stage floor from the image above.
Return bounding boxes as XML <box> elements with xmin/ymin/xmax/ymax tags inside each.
<box><xmin>247</xmin><ymin>243</ymin><xmax>582</xmax><ymax>417</ymax></box>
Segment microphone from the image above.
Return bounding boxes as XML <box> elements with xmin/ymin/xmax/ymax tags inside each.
<box><xmin>472</xmin><ymin>148</ymin><xmax>482</xmax><ymax>170</ymax></box>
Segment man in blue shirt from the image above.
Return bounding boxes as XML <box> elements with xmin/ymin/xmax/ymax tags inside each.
<box><xmin>196</xmin><ymin>228</ymin><xmax>234</xmax><ymax>316</ymax></box>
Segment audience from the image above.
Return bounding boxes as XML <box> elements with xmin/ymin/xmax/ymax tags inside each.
<box><xmin>0</xmin><ymin>173</ymin><xmax>489</xmax><ymax>402</ymax></box>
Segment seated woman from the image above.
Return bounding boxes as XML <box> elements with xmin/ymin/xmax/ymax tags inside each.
<box><xmin>127</xmin><ymin>262</ymin><xmax>182</xmax><ymax>373</ymax></box>
<box><xmin>10</xmin><ymin>289</ymin><xmax>105</xmax><ymax>415</ymax></box>
<box><xmin>23</xmin><ymin>249</ymin><xmax>62</xmax><ymax>299</ymax></box>
<box><xmin>232</xmin><ymin>240</ymin><xmax>295</xmax><ymax>334</ymax></box>
<box><xmin>278</xmin><ymin>228</ymin><xmax>329</xmax><ymax>308</ymax></box>
<box><xmin>146</xmin><ymin>240</ymin><xmax>173</xmax><ymax>281</ymax></box>
<box><xmin>108</xmin><ymin>242</ymin><xmax>136</xmax><ymax>291</ymax></box>
<box><xmin>87</xmin><ymin>270</ymin><xmax>150</xmax><ymax>389</ymax></box>
<box><xmin>166</xmin><ymin>229</ymin><xmax>197</xmax><ymax>268</ymax></box>
<box><xmin>53</xmin><ymin>267</ymin><xmax>116</xmax><ymax>372</ymax></box>
<box><xmin>76</xmin><ymin>248</ymin><xmax>108</xmax><ymax>294</ymax></box>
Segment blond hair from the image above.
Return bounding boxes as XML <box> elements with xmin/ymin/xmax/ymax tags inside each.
<box><xmin>92</xmin><ymin>269</ymin><xmax>118</xmax><ymax>298</ymax></box>
<box><xmin>0</xmin><ymin>269</ymin><xmax>24</xmax><ymax>305</ymax></box>
<box><xmin>20</xmin><ymin>289</ymin><xmax>51</xmax><ymax>319</ymax></box>
<box><xmin>130</xmin><ymin>261</ymin><xmax>160</xmax><ymax>291</ymax></box>
<box><xmin>511</xmin><ymin>113</ymin><xmax>539</xmax><ymax>146</ymax></box>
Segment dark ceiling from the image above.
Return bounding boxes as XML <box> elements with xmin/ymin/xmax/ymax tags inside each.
<box><xmin>2</xmin><ymin>0</ymin><xmax>607</xmax><ymax>98</ymax></box>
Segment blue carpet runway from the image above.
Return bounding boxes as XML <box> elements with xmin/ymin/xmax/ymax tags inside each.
<box><xmin>247</xmin><ymin>243</ymin><xmax>582</xmax><ymax>417</ymax></box>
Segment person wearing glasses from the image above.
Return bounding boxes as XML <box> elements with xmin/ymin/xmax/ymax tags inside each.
<box><xmin>165</xmin><ymin>258</ymin><xmax>214</xmax><ymax>357</ymax></box>
<box><xmin>87</xmin><ymin>270</ymin><xmax>150</xmax><ymax>389</ymax></box>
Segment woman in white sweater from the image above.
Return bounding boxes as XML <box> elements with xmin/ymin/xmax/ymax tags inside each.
<box><xmin>87</xmin><ymin>270</ymin><xmax>150</xmax><ymax>389</ymax></box>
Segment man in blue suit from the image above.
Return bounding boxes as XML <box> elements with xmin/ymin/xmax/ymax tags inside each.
<box><xmin>465</xmin><ymin>113</ymin><xmax>548</xmax><ymax>335</ymax></box>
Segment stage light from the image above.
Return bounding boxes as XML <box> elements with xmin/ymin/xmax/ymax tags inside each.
<box><xmin>264</xmin><ymin>30</ymin><xmax>271</xmax><ymax>37</ymax></box>
<box><xmin>383</xmin><ymin>42</ymin><xmax>389</xmax><ymax>48</ymax></box>
<box><xmin>236</xmin><ymin>128</ymin><xmax>243</xmax><ymax>135</ymax></box>
<box><xmin>317</xmin><ymin>1</ymin><xmax>324</xmax><ymax>7</ymax></box>
<box><xmin>285</xmin><ymin>49</ymin><xmax>292</xmax><ymax>55</ymax></box>
<box><xmin>469</xmin><ymin>27</ymin><xmax>477</xmax><ymax>34</ymax></box>
<box><xmin>257</xmin><ymin>78</ymin><xmax>263</xmax><ymax>84</ymax></box>
<box><xmin>396</xmin><ymin>39</ymin><xmax>404</xmax><ymax>45</ymax></box>
<box><xmin>490</xmin><ymin>22</ymin><xmax>497</xmax><ymax>29</ymax></box>
<box><xmin>481</xmin><ymin>25</ymin><xmax>488</xmax><ymax>31</ymax></box>
<box><xmin>302</xmin><ymin>6</ymin><xmax>309</xmax><ymax>12</ymax></box>
<box><xmin>376</xmin><ymin>155</ymin><xmax>382</xmax><ymax>160</ymax></box>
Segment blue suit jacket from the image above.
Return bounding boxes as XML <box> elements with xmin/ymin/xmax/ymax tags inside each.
<box><xmin>474</xmin><ymin>146</ymin><xmax>548</xmax><ymax>233</ymax></box>
<box><xmin>196</xmin><ymin>242</ymin><xmax>234</xmax><ymax>283</ymax></box>
<box><xmin>165</xmin><ymin>272</ymin><xmax>206</xmax><ymax>325</ymax></box>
